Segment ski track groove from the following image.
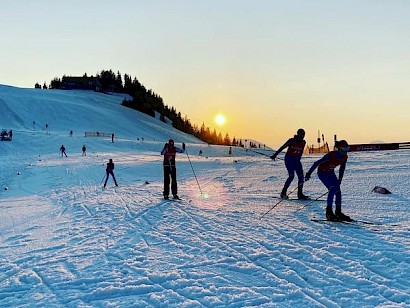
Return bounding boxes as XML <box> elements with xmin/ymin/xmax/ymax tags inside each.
<box><xmin>168</xmin><ymin>202</ymin><xmax>336</xmax><ymax>307</ymax></box>
<box><xmin>172</xmin><ymin>199</ymin><xmax>410</xmax><ymax>306</ymax></box>
<box><xmin>2</xmin><ymin>151</ymin><xmax>408</xmax><ymax>306</ymax></box>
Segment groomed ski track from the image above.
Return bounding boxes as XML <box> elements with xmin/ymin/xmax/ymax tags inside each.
<box><xmin>1</xmin><ymin>138</ymin><xmax>409</xmax><ymax>307</ymax></box>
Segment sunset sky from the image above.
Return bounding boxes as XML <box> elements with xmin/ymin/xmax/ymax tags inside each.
<box><xmin>1</xmin><ymin>0</ymin><xmax>409</xmax><ymax>148</ymax></box>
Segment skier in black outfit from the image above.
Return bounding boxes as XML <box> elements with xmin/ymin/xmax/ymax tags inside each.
<box><xmin>60</xmin><ymin>145</ymin><xmax>67</xmax><ymax>157</ymax></box>
<box><xmin>161</xmin><ymin>139</ymin><xmax>185</xmax><ymax>199</ymax></box>
<box><xmin>104</xmin><ymin>159</ymin><xmax>118</xmax><ymax>188</ymax></box>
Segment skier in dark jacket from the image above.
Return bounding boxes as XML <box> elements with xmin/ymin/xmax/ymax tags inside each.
<box><xmin>271</xmin><ymin>128</ymin><xmax>308</xmax><ymax>199</ymax></box>
<box><xmin>104</xmin><ymin>159</ymin><xmax>118</xmax><ymax>188</ymax></box>
<box><xmin>60</xmin><ymin>145</ymin><xmax>67</xmax><ymax>157</ymax></box>
<box><xmin>161</xmin><ymin>139</ymin><xmax>185</xmax><ymax>199</ymax></box>
<box><xmin>82</xmin><ymin>144</ymin><xmax>86</xmax><ymax>156</ymax></box>
<box><xmin>305</xmin><ymin>140</ymin><xmax>352</xmax><ymax>221</ymax></box>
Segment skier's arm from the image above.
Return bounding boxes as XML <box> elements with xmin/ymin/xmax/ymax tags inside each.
<box><xmin>338</xmin><ymin>162</ymin><xmax>346</xmax><ymax>183</ymax></box>
<box><xmin>305</xmin><ymin>155</ymin><xmax>330</xmax><ymax>180</ymax></box>
<box><xmin>271</xmin><ymin>138</ymin><xmax>292</xmax><ymax>160</ymax></box>
<box><xmin>161</xmin><ymin>143</ymin><xmax>168</xmax><ymax>155</ymax></box>
<box><xmin>175</xmin><ymin>147</ymin><xmax>185</xmax><ymax>154</ymax></box>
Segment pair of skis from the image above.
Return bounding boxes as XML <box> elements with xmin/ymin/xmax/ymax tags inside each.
<box><xmin>265</xmin><ymin>195</ymin><xmax>377</xmax><ymax>226</ymax></box>
<box><xmin>311</xmin><ymin>217</ymin><xmax>375</xmax><ymax>226</ymax></box>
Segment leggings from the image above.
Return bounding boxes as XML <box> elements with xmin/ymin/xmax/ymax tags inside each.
<box><xmin>318</xmin><ymin>171</ymin><xmax>341</xmax><ymax>211</ymax></box>
<box><xmin>283</xmin><ymin>155</ymin><xmax>304</xmax><ymax>191</ymax></box>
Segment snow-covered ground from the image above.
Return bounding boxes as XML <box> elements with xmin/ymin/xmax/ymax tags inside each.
<box><xmin>0</xmin><ymin>85</ymin><xmax>409</xmax><ymax>307</ymax></box>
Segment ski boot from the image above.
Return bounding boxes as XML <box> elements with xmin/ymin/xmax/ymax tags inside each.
<box><xmin>297</xmin><ymin>186</ymin><xmax>309</xmax><ymax>200</ymax></box>
<box><xmin>326</xmin><ymin>208</ymin><xmax>341</xmax><ymax>221</ymax></box>
<box><xmin>173</xmin><ymin>195</ymin><xmax>181</xmax><ymax>200</ymax></box>
<box><xmin>280</xmin><ymin>188</ymin><xmax>288</xmax><ymax>199</ymax></box>
<box><xmin>335</xmin><ymin>210</ymin><xmax>353</xmax><ymax>222</ymax></box>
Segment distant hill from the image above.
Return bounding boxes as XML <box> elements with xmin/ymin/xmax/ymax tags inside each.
<box><xmin>0</xmin><ymin>84</ymin><xmax>201</xmax><ymax>144</ymax></box>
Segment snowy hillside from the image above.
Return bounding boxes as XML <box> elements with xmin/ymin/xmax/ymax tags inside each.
<box><xmin>0</xmin><ymin>85</ymin><xmax>409</xmax><ymax>307</ymax></box>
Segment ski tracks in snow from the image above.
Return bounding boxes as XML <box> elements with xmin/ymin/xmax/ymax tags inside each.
<box><xmin>1</xmin><ymin>153</ymin><xmax>409</xmax><ymax>306</ymax></box>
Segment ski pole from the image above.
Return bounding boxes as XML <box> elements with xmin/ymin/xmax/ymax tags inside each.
<box><xmin>100</xmin><ymin>172</ymin><xmax>106</xmax><ymax>185</ymax></box>
<box><xmin>293</xmin><ymin>189</ymin><xmax>330</xmax><ymax>213</ymax></box>
<box><xmin>185</xmin><ymin>149</ymin><xmax>202</xmax><ymax>195</ymax></box>
<box><xmin>260</xmin><ymin>181</ymin><xmax>305</xmax><ymax>219</ymax></box>
<box><xmin>245</xmin><ymin>148</ymin><xmax>283</xmax><ymax>160</ymax></box>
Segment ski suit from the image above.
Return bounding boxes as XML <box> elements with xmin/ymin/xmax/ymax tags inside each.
<box><xmin>274</xmin><ymin>138</ymin><xmax>306</xmax><ymax>193</ymax></box>
<box><xmin>60</xmin><ymin>145</ymin><xmax>67</xmax><ymax>157</ymax></box>
<box><xmin>161</xmin><ymin>143</ymin><xmax>184</xmax><ymax>198</ymax></box>
<box><xmin>104</xmin><ymin>161</ymin><xmax>118</xmax><ymax>187</ymax></box>
<box><xmin>307</xmin><ymin>151</ymin><xmax>347</xmax><ymax>212</ymax></box>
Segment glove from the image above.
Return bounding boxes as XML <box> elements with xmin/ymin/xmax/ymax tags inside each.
<box><xmin>270</xmin><ymin>154</ymin><xmax>277</xmax><ymax>160</ymax></box>
<box><xmin>305</xmin><ymin>172</ymin><xmax>311</xmax><ymax>181</ymax></box>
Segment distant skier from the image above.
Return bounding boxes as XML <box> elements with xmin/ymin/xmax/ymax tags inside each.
<box><xmin>82</xmin><ymin>144</ymin><xmax>86</xmax><ymax>156</ymax></box>
<box><xmin>70</xmin><ymin>130</ymin><xmax>73</xmax><ymax>137</ymax></box>
<box><xmin>305</xmin><ymin>140</ymin><xmax>352</xmax><ymax>222</ymax></box>
<box><xmin>161</xmin><ymin>139</ymin><xmax>185</xmax><ymax>200</ymax></box>
<box><xmin>112</xmin><ymin>133</ymin><xmax>114</xmax><ymax>143</ymax></box>
<box><xmin>60</xmin><ymin>145</ymin><xmax>67</xmax><ymax>157</ymax></box>
<box><xmin>104</xmin><ymin>159</ymin><xmax>118</xmax><ymax>188</ymax></box>
<box><xmin>271</xmin><ymin>128</ymin><xmax>308</xmax><ymax>199</ymax></box>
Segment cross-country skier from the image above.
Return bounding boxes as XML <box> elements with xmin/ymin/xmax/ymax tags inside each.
<box><xmin>270</xmin><ymin>128</ymin><xmax>308</xmax><ymax>199</ymax></box>
<box><xmin>60</xmin><ymin>145</ymin><xmax>67</xmax><ymax>157</ymax></box>
<box><xmin>104</xmin><ymin>159</ymin><xmax>118</xmax><ymax>188</ymax></box>
<box><xmin>161</xmin><ymin>139</ymin><xmax>185</xmax><ymax>200</ymax></box>
<box><xmin>304</xmin><ymin>140</ymin><xmax>352</xmax><ymax>221</ymax></box>
<box><xmin>82</xmin><ymin>144</ymin><xmax>86</xmax><ymax>156</ymax></box>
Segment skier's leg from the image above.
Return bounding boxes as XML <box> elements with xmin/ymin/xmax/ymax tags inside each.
<box><xmin>282</xmin><ymin>156</ymin><xmax>295</xmax><ymax>196</ymax></box>
<box><xmin>171</xmin><ymin>167</ymin><xmax>177</xmax><ymax>196</ymax></box>
<box><xmin>111</xmin><ymin>171</ymin><xmax>118</xmax><ymax>186</ymax></box>
<box><xmin>318</xmin><ymin>171</ymin><xmax>339</xmax><ymax>210</ymax></box>
<box><xmin>163</xmin><ymin>166</ymin><xmax>170</xmax><ymax>197</ymax></box>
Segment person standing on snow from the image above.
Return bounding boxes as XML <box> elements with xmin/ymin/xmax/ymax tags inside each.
<box><xmin>161</xmin><ymin>139</ymin><xmax>185</xmax><ymax>200</ymax></box>
<box><xmin>304</xmin><ymin>140</ymin><xmax>352</xmax><ymax>222</ymax></box>
<box><xmin>104</xmin><ymin>159</ymin><xmax>118</xmax><ymax>188</ymax></box>
<box><xmin>270</xmin><ymin>128</ymin><xmax>308</xmax><ymax>199</ymax></box>
<box><xmin>82</xmin><ymin>144</ymin><xmax>86</xmax><ymax>156</ymax></box>
<box><xmin>60</xmin><ymin>145</ymin><xmax>67</xmax><ymax>157</ymax></box>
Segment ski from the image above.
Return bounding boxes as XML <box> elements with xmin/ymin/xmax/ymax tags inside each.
<box><xmin>271</xmin><ymin>196</ymin><xmax>325</xmax><ymax>202</ymax></box>
<box><xmin>311</xmin><ymin>218</ymin><xmax>375</xmax><ymax>225</ymax></box>
<box><xmin>162</xmin><ymin>197</ymin><xmax>182</xmax><ymax>202</ymax></box>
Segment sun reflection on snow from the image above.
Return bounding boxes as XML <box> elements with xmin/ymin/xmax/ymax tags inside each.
<box><xmin>184</xmin><ymin>180</ymin><xmax>229</xmax><ymax>210</ymax></box>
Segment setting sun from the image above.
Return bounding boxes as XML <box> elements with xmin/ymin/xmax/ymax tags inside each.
<box><xmin>214</xmin><ymin>113</ymin><xmax>226</xmax><ymax>126</ymax></box>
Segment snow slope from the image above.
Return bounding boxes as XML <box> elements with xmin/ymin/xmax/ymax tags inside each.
<box><xmin>0</xmin><ymin>85</ymin><xmax>409</xmax><ymax>307</ymax></box>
